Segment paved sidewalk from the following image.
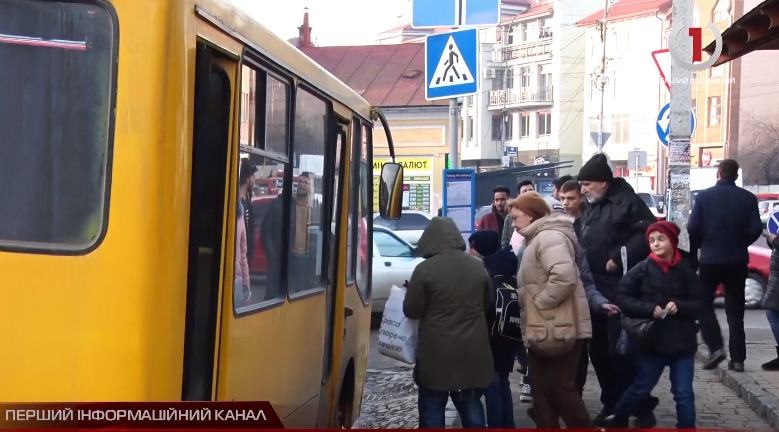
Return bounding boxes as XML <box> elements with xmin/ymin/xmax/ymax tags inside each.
<box><xmin>698</xmin><ymin>342</ymin><xmax>779</xmax><ymax>428</ymax></box>
<box><xmin>452</xmin><ymin>359</ymin><xmax>770</xmax><ymax>429</ymax></box>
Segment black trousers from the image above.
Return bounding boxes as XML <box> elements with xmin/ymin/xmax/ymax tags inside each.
<box><xmin>698</xmin><ymin>263</ymin><xmax>748</xmax><ymax>362</ymax></box>
<box><xmin>589</xmin><ymin>313</ymin><xmax>657</xmax><ymax>415</ymax></box>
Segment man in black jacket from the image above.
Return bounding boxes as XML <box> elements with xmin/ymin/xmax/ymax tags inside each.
<box><xmin>239</xmin><ymin>159</ymin><xmax>258</xmax><ymax>265</ymax></box>
<box><xmin>577</xmin><ymin>154</ymin><xmax>659</xmax><ymax>427</ymax></box>
<box><xmin>688</xmin><ymin>159</ymin><xmax>762</xmax><ymax>372</ymax></box>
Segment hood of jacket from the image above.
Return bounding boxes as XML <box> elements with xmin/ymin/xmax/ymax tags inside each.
<box><xmin>483</xmin><ymin>246</ymin><xmax>518</xmax><ymax>279</ymax></box>
<box><xmin>520</xmin><ymin>212</ymin><xmax>578</xmax><ymax>247</ymax></box>
<box><xmin>416</xmin><ymin>216</ymin><xmax>466</xmax><ymax>258</ymax></box>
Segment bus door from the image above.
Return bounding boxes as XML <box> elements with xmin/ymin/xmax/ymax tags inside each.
<box><xmin>182</xmin><ymin>41</ymin><xmax>239</xmax><ymax>401</ymax></box>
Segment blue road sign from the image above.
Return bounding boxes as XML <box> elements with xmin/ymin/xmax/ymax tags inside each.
<box><xmin>411</xmin><ymin>0</ymin><xmax>500</xmax><ymax>29</ymax></box>
<box><xmin>505</xmin><ymin>146</ymin><xmax>518</xmax><ymax>157</ymax></box>
<box><xmin>656</xmin><ymin>102</ymin><xmax>696</xmax><ymax>148</ymax></box>
<box><xmin>425</xmin><ymin>28</ymin><xmax>479</xmax><ymax>101</ymax></box>
<box><xmin>769</xmin><ymin>211</ymin><xmax>779</xmax><ymax>235</ymax></box>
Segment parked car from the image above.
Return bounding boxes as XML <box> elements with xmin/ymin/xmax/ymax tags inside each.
<box><xmin>371</xmin><ymin>226</ymin><xmax>424</xmax><ymax>313</ymax></box>
<box><xmin>715</xmin><ymin>245</ymin><xmax>771</xmax><ymax>308</ymax></box>
<box><xmin>759</xmin><ymin>200</ymin><xmax>779</xmax><ymax>226</ymax></box>
<box><xmin>638</xmin><ymin>192</ymin><xmax>665</xmax><ymax>220</ymax></box>
<box><xmin>474</xmin><ymin>205</ymin><xmax>492</xmax><ymax>230</ymax></box>
<box><xmin>373</xmin><ymin>211</ymin><xmax>432</xmax><ymax>246</ymax></box>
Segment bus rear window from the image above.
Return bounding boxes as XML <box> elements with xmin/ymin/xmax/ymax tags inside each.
<box><xmin>0</xmin><ymin>0</ymin><xmax>115</xmax><ymax>253</ymax></box>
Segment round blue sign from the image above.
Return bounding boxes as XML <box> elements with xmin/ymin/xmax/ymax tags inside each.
<box><xmin>769</xmin><ymin>211</ymin><xmax>779</xmax><ymax>235</ymax></box>
<box><xmin>656</xmin><ymin>102</ymin><xmax>696</xmax><ymax>148</ymax></box>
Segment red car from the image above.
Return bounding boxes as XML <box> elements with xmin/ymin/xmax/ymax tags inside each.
<box><xmin>715</xmin><ymin>246</ymin><xmax>770</xmax><ymax>308</ymax></box>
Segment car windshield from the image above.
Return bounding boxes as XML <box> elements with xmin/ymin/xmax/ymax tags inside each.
<box><xmin>637</xmin><ymin>193</ymin><xmax>655</xmax><ymax>208</ymax></box>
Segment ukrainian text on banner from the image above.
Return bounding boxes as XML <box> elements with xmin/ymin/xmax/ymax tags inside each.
<box><xmin>1</xmin><ymin>401</ymin><xmax>283</xmax><ymax>430</ymax></box>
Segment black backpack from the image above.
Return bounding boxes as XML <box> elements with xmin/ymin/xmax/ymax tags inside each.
<box><xmin>491</xmin><ymin>275</ymin><xmax>522</xmax><ymax>341</ymax></box>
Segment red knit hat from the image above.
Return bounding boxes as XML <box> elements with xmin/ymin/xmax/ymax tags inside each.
<box><xmin>646</xmin><ymin>221</ymin><xmax>680</xmax><ymax>250</ymax></box>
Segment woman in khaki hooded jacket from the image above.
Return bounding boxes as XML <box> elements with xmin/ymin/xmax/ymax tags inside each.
<box><xmin>509</xmin><ymin>192</ymin><xmax>592</xmax><ymax>429</ymax></box>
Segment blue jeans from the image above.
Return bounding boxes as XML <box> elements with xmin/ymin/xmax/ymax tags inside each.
<box><xmin>766</xmin><ymin>310</ymin><xmax>779</xmax><ymax>345</ymax></box>
<box><xmin>418</xmin><ymin>386</ymin><xmax>486</xmax><ymax>429</ymax></box>
<box><xmin>484</xmin><ymin>373</ymin><xmax>515</xmax><ymax>428</ymax></box>
<box><xmin>614</xmin><ymin>353</ymin><xmax>696</xmax><ymax>428</ymax></box>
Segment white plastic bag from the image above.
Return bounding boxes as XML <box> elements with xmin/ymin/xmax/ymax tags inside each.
<box><xmin>377</xmin><ymin>285</ymin><xmax>419</xmax><ymax>364</ymax></box>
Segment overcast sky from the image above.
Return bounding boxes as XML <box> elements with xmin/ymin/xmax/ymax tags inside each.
<box><xmin>230</xmin><ymin>0</ymin><xmax>400</xmax><ymax>46</ymax></box>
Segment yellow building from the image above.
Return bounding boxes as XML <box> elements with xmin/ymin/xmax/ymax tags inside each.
<box><xmin>300</xmin><ymin>43</ymin><xmax>452</xmax><ymax>215</ymax></box>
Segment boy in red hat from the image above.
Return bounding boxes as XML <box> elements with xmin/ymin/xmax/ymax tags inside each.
<box><xmin>605</xmin><ymin>221</ymin><xmax>704</xmax><ymax>429</ymax></box>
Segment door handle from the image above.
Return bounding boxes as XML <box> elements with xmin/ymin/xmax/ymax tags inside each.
<box><xmin>344</xmin><ymin>307</ymin><xmax>354</xmax><ymax>318</ymax></box>
<box><xmin>385</xmin><ymin>261</ymin><xmax>392</xmax><ymax>267</ymax></box>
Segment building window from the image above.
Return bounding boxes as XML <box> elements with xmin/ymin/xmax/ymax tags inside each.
<box><xmin>507</xmin><ymin>67</ymin><xmax>515</xmax><ymax>89</ymax></box>
<box><xmin>520</xmin><ymin>113</ymin><xmax>531</xmax><ymax>138</ymax></box>
<box><xmin>624</xmin><ymin>31</ymin><xmax>629</xmax><ymax>51</ymax></box>
<box><xmin>611</xmin><ymin>32</ymin><xmax>618</xmax><ymax>54</ymax></box>
<box><xmin>589</xmin><ymin>117</ymin><xmax>599</xmax><ymax>134</ymax></box>
<box><xmin>468</xmin><ymin>117</ymin><xmax>474</xmax><ymax>140</ymax></box>
<box><xmin>521</xmin><ymin>23</ymin><xmax>528</xmax><ymax>42</ymax></box>
<box><xmin>538</xmin><ymin>111</ymin><xmax>552</xmax><ymax>136</ymax></box>
<box><xmin>520</xmin><ymin>67</ymin><xmax>531</xmax><ymax>88</ymax></box>
<box><xmin>710</xmin><ymin>64</ymin><xmax>723</xmax><ymax>78</ymax></box>
<box><xmin>539</xmin><ymin>64</ymin><xmax>552</xmax><ymax>89</ymax></box>
<box><xmin>590</xmin><ymin>36</ymin><xmax>595</xmax><ymax>57</ymax></box>
<box><xmin>612</xmin><ymin>114</ymin><xmax>630</xmax><ymax>145</ymax></box>
<box><xmin>713</xmin><ymin>0</ymin><xmax>729</xmax><ymax>22</ymax></box>
<box><xmin>492</xmin><ymin>114</ymin><xmax>512</xmax><ymax>140</ymax></box>
<box><xmin>708</xmin><ymin>96</ymin><xmax>722</xmax><ymax>126</ymax></box>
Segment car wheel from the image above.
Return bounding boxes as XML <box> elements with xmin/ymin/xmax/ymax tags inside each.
<box><xmin>745</xmin><ymin>272</ymin><xmax>767</xmax><ymax>309</ymax></box>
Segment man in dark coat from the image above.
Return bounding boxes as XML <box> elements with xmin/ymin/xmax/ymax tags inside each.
<box><xmin>478</xmin><ymin>185</ymin><xmax>511</xmax><ymax>239</ymax></box>
<box><xmin>688</xmin><ymin>159</ymin><xmax>762</xmax><ymax>372</ymax></box>
<box><xmin>577</xmin><ymin>153</ymin><xmax>659</xmax><ymax>427</ymax></box>
<box><xmin>404</xmin><ymin>217</ymin><xmax>495</xmax><ymax>429</ymax></box>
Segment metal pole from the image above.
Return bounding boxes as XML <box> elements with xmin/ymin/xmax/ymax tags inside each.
<box><xmin>449</xmin><ymin>98</ymin><xmax>459</xmax><ymax>169</ymax></box>
<box><xmin>668</xmin><ymin>0</ymin><xmax>693</xmax><ymax>251</ymax></box>
<box><xmin>501</xmin><ymin>24</ymin><xmax>508</xmax><ymax>163</ymax></box>
<box><xmin>597</xmin><ymin>0</ymin><xmax>609</xmax><ymax>152</ymax></box>
<box><xmin>635</xmin><ymin>154</ymin><xmax>640</xmax><ymax>191</ymax></box>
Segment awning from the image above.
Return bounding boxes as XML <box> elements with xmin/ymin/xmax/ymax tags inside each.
<box><xmin>703</xmin><ymin>0</ymin><xmax>779</xmax><ymax>66</ymax></box>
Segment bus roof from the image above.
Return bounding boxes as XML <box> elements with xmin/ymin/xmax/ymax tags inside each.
<box><xmin>193</xmin><ymin>0</ymin><xmax>373</xmax><ymax>119</ymax></box>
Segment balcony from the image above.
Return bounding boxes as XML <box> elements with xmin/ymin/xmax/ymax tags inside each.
<box><xmin>492</xmin><ymin>39</ymin><xmax>552</xmax><ymax>62</ymax></box>
<box><xmin>489</xmin><ymin>86</ymin><xmax>553</xmax><ymax>109</ymax></box>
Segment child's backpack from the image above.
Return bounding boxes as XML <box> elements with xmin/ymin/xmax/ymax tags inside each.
<box><xmin>492</xmin><ymin>275</ymin><xmax>523</xmax><ymax>341</ymax></box>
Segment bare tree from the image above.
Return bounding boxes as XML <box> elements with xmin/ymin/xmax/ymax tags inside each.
<box><xmin>740</xmin><ymin>112</ymin><xmax>779</xmax><ymax>185</ymax></box>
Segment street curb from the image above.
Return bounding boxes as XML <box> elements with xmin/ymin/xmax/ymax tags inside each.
<box><xmin>696</xmin><ymin>350</ymin><xmax>779</xmax><ymax>429</ymax></box>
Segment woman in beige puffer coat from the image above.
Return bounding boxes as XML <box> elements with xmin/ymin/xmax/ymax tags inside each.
<box><xmin>509</xmin><ymin>191</ymin><xmax>592</xmax><ymax>429</ymax></box>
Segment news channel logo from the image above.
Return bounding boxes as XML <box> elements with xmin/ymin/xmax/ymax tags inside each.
<box><xmin>667</xmin><ymin>22</ymin><xmax>724</xmax><ymax>71</ymax></box>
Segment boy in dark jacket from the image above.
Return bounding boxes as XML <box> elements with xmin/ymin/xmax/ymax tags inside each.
<box><xmin>607</xmin><ymin>221</ymin><xmax>703</xmax><ymax>429</ymax></box>
<box><xmin>468</xmin><ymin>230</ymin><xmax>520</xmax><ymax>429</ymax></box>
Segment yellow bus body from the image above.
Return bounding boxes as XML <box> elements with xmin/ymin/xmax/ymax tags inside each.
<box><xmin>0</xmin><ymin>0</ymin><xmax>383</xmax><ymax>427</ymax></box>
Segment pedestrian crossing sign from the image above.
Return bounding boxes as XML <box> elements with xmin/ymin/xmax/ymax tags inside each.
<box><xmin>425</xmin><ymin>28</ymin><xmax>479</xmax><ymax>101</ymax></box>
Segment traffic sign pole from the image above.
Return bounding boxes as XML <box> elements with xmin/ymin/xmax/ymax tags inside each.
<box><xmin>668</xmin><ymin>0</ymin><xmax>694</xmax><ymax>252</ymax></box>
<box><xmin>449</xmin><ymin>99</ymin><xmax>459</xmax><ymax>169</ymax></box>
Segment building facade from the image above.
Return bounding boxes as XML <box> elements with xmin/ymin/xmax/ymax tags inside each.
<box><xmin>578</xmin><ymin>0</ymin><xmax>670</xmax><ymax>192</ymax></box>
<box><xmin>462</xmin><ymin>0</ymin><xmax>600</xmax><ymax>174</ymax></box>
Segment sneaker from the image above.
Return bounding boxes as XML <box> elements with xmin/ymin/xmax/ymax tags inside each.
<box><xmin>592</xmin><ymin>411</ymin><xmax>612</xmax><ymax>427</ymax></box>
<box><xmin>703</xmin><ymin>349</ymin><xmax>726</xmax><ymax>370</ymax></box>
<box><xmin>632</xmin><ymin>412</ymin><xmax>657</xmax><ymax>428</ymax></box>
<box><xmin>519</xmin><ymin>384</ymin><xmax>533</xmax><ymax>403</ymax></box>
<box><xmin>761</xmin><ymin>347</ymin><xmax>779</xmax><ymax>371</ymax></box>
<box><xmin>604</xmin><ymin>414</ymin><xmax>629</xmax><ymax>428</ymax></box>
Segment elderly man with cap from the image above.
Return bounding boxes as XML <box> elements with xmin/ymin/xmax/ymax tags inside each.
<box><xmin>576</xmin><ymin>153</ymin><xmax>659</xmax><ymax>427</ymax></box>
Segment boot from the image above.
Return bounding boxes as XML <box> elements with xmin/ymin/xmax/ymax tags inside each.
<box><xmin>762</xmin><ymin>347</ymin><xmax>779</xmax><ymax>371</ymax></box>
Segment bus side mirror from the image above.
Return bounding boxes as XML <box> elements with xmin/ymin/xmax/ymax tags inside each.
<box><xmin>379</xmin><ymin>162</ymin><xmax>404</xmax><ymax>220</ymax></box>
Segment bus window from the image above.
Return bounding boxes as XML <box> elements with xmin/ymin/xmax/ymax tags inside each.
<box><xmin>288</xmin><ymin>88</ymin><xmax>327</xmax><ymax>296</ymax></box>
<box><xmin>236</xmin><ymin>153</ymin><xmax>288</xmax><ymax>312</ymax></box>
<box><xmin>0</xmin><ymin>0</ymin><xmax>115</xmax><ymax>251</ymax></box>
<box><xmin>355</xmin><ymin>124</ymin><xmax>371</xmax><ymax>302</ymax></box>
